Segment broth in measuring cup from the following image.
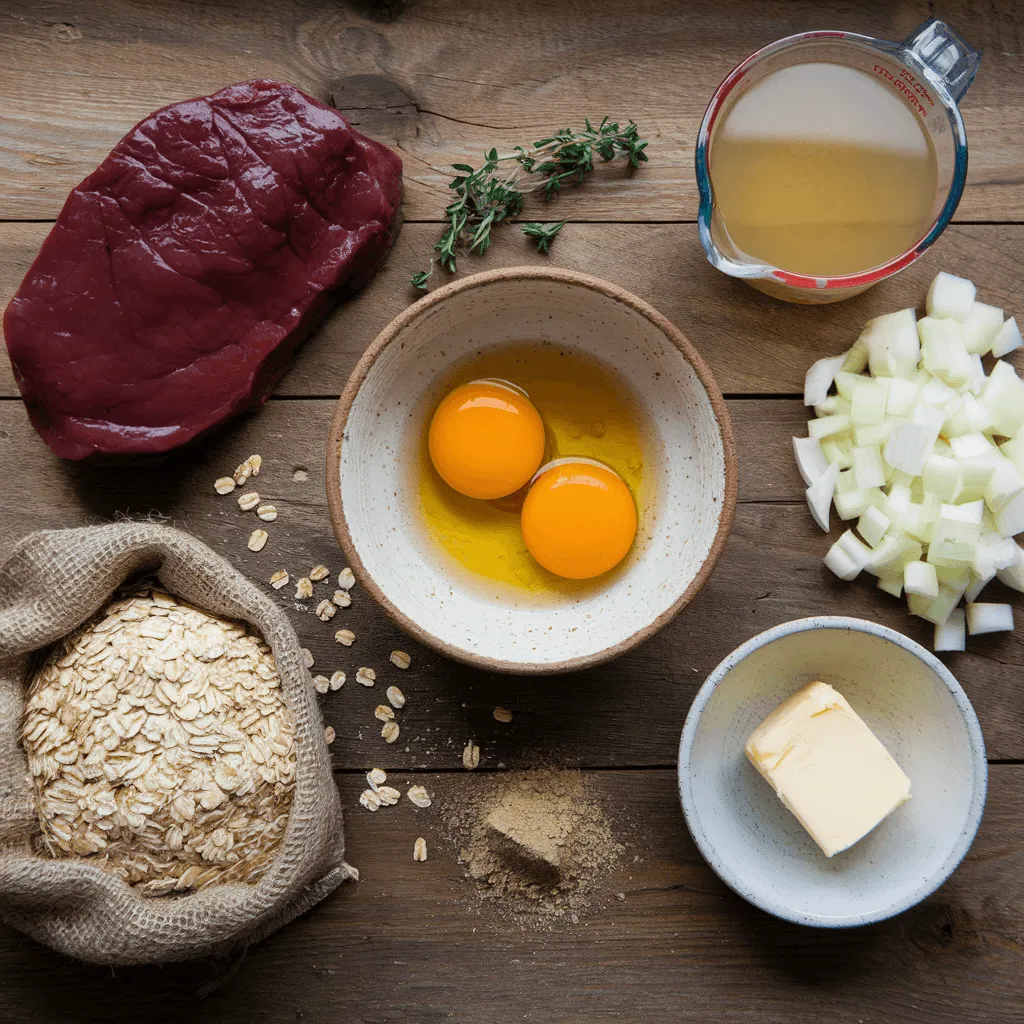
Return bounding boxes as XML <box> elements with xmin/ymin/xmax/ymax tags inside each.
<box><xmin>709</xmin><ymin>62</ymin><xmax>938</xmax><ymax>277</ymax></box>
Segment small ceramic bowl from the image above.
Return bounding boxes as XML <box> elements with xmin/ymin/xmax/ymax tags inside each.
<box><xmin>678</xmin><ymin>617</ymin><xmax>987</xmax><ymax>927</ymax></box>
<box><xmin>326</xmin><ymin>267</ymin><xmax>737</xmax><ymax>673</ymax></box>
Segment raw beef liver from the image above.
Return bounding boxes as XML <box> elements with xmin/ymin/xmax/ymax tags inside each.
<box><xmin>4</xmin><ymin>80</ymin><xmax>402</xmax><ymax>459</ymax></box>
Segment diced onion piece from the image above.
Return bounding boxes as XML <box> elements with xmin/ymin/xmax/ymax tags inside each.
<box><xmin>857</xmin><ymin>505</ymin><xmax>890</xmax><ymax>548</ymax></box>
<box><xmin>926</xmin><ymin>271</ymin><xmax>976</xmax><ymax>321</ymax></box>
<box><xmin>962</xmin><ymin>301</ymin><xmax>1004</xmax><ymax>354</ymax></box>
<box><xmin>934</xmin><ymin>608</ymin><xmax>967</xmax><ymax>652</ymax></box>
<box><xmin>854</xmin><ymin>422</ymin><xmax>893</xmax><ymax>448</ymax></box>
<box><xmin>824</xmin><ymin>531</ymin><xmax>872</xmax><ymax>581</ymax></box>
<box><xmin>804</xmin><ymin>354</ymin><xmax>847</xmax><ymax>407</ymax></box>
<box><xmin>981</xmin><ymin>360</ymin><xmax>1024</xmax><ymax>437</ymax></box>
<box><xmin>849</xmin><ymin>378</ymin><xmax>888</xmax><ymax>426</ymax></box>
<box><xmin>841</xmin><ymin>338</ymin><xmax>869</xmax><ymax>374</ymax></box>
<box><xmin>944</xmin><ymin>393</ymin><xmax>992</xmax><ymax>437</ymax></box>
<box><xmin>928</xmin><ymin>501</ymin><xmax>984</xmax><ymax>566</ymax></box>
<box><xmin>983</xmin><ymin>456</ymin><xmax>1024</xmax><ymax>513</ymax></box>
<box><xmin>965</xmin><ymin>571</ymin><xmax>993</xmax><ymax>603</ymax></box>
<box><xmin>808</xmin><ymin>414</ymin><xmax>851</xmax><ymax>440</ymax></box>
<box><xmin>821</xmin><ymin>438</ymin><xmax>853</xmax><ymax>470</ymax></box>
<box><xmin>852</xmin><ymin>445</ymin><xmax>886</xmax><ymax>490</ymax></box>
<box><xmin>991</xmin><ymin>316</ymin><xmax>1023</xmax><ymax>359</ymax></box>
<box><xmin>904</xmin><ymin>560</ymin><xmax>939</xmax><ymax>598</ymax></box>
<box><xmin>834</xmin><ymin>486</ymin><xmax>882</xmax><ymax>521</ymax></box>
<box><xmin>966</xmin><ymin>602</ymin><xmax>1014</xmax><ymax>635</ymax></box>
<box><xmin>1000</xmin><ymin>436</ymin><xmax>1024</xmax><ymax>475</ymax></box>
<box><xmin>867</xmin><ymin>534</ymin><xmax>921</xmax><ymax>577</ymax></box>
<box><xmin>834</xmin><ymin>371</ymin><xmax>867</xmax><ymax>401</ymax></box>
<box><xmin>907</xmin><ymin>583</ymin><xmax>964</xmax><ymax>626</ymax></box>
<box><xmin>996</xmin><ymin>490</ymin><xmax>1024</xmax><ymax>538</ymax></box>
<box><xmin>996</xmin><ymin>543</ymin><xmax>1024</xmax><ymax>592</ymax></box>
<box><xmin>877</xmin><ymin>574</ymin><xmax>904</xmax><ymax>598</ymax></box>
<box><xmin>919</xmin><ymin>317</ymin><xmax>974</xmax><ymax>387</ymax></box>
<box><xmin>862</xmin><ymin>309</ymin><xmax>919</xmax><ymax>379</ymax></box>
<box><xmin>886</xmin><ymin>378</ymin><xmax>918</xmax><ymax>417</ymax></box>
<box><xmin>919</xmin><ymin>375</ymin><xmax>955</xmax><ymax>406</ymax></box>
<box><xmin>805</xmin><ymin>462</ymin><xmax>840</xmax><ymax>532</ymax></box>
<box><xmin>885</xmin><ymin>422</ymin><xmax>939</xmax><ymax>476</ymax></box>
<box><xmin>793</xmin><ymin>436</ymin><xmax>829</xmax><ymax>486</ymax></box>
<box><xmin>922</xmin><ymin>454</ymin><xmax>962</xmax><ymax>502</ymax></box>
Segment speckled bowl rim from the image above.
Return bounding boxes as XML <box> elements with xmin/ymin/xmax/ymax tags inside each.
<box><xmin>326</xmin><ymin>266</ymin><xmax>738</xmax><ymax>675</ymax></box>
<box><xmin>677</xmin><ymin>616</ymin><xmax>988</xmax><ymax>928</ymax></box>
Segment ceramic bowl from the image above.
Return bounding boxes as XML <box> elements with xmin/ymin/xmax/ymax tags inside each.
<box><xmin>678</xmin><ymin>617</ymin><xmax>987</xmax><ymax>927</ymax></box>
<box><xmin>326</xmin><ymin>267</ymin><xmax>737</xmax><ymax>674</ymax></box>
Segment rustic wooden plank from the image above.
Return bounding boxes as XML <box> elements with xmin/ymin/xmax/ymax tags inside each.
<box><xmin>1</xmin><ymin>396</ymin><xmax>1020</xmax><ymax>763</ymax></box>
<box><xmin>0</xmin><ymin>766</ymin><xmax>1019</xmax><ymax>1023</ymax></box>
<box><xmin>2</xmin><ymin>222</ymin><xmax>1023</xmax><ymax>400</ymax></box>
<box><xmin>1</xmin><ymin>0</ymin><xmax>1022</xmax><ymax>222</ymax></box>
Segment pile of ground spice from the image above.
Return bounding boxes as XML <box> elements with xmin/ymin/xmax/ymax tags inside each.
<box><xmin>444</xmin><ymin>769</ymin><xmax>624</xmax><ymax>926</ymax></box>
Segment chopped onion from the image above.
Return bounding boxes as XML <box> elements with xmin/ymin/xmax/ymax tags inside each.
<box><xmin>841</xmin><ymin>338</ymin><xmax>869</xmax><ymax>374</ymax></box>
<box><xmin>858</xmin><ymin>505</ymin><xmax>890</xmax><ymax>548</ymax></box>
<box><xmin>908</xmin><ymin>583</ymin><xmax>965</xmax><ymax>626</ymax></box>
<box><xmin>852</xmin><ymin>445</ymin><xmax>886</xmax><ymax>490</ymax></box>
<box><xmin>996</xmin><ymin>490</ymin><xmax>1024</xmax><ymax>538</ymax></box>
<box><xmin>962</xmin><ymin>301</ymin><xmax>1004</xmax><ymax>354</ymax></box>
<box><xmin>905</xmin><ymin>560</ymin><xmax>939</xmax><ymax>598</ymax></box>
<box><xmin>824</xmin><ymin>531</ymin><xmax>872</xmax><ymax>581</ymax></box>
<box><xmin>996</xmin><ymin>543</ymin><xmax>1024</xmax><ymax>592</ymax></box>
<box><xmin>793</xmin><ymin>436</ymin><xmax>829</xmax><ymax>486</ymax></box>
<box><xmin>926</xmin><ymin>271</ymin><xmax>976</xmax><ymax>321</ymax></box>
<box><xmin>934</xmin><ymin>608</ymin><xmax>966</xmax><ymax>652</ymax></box>
<box><xmin>966</xmin><ymin>602</ymin><xmax>1014</xmax><ymax>635</ymax></box>
<box><xmin>922</xmin><ymin>454</ymin><xmax>962</xmax><ymax>502</ymax></box>
<box><xmin>804</xmin><ymin>354</ymin><xmax>847</xmax><ymax>407</ymax></box>
<box><xmin>886</xmin><ymin>378</ymin><xmax>918</xmax><ymax>417</ymax></box>
<box><xmin>805</xmin><ymin>462</ymin><xmax>840</xmax><ymax>532</ymax></box>
<box><xmin>808</xmin><ymin>414</ymin><xmax>851</xmax><ymax>440</ymax></box>
<box><xmin>981</xmin><ymin>360</ymin><xmax>1024</xmax><ymax>437</ymax></box>
<box><xmin>849</xmin><ymin>378</ymin><xmax>888</xmax><ymax>426</ymax></box>
<box><xmin>991</xmin><ymin>316</ymin><xmax>1023</xmax><ymax>359</ymax></box>
<box><xmin>822</xmin><ymin>438</ymin><xmax>853</xmax><ymax>470</ymax></box>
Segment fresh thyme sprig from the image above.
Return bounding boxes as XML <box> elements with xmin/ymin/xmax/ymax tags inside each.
<box><xmin>411</xmin><ymin>117</ymin><xmax>648</xmax><ymax>290</ymax></box>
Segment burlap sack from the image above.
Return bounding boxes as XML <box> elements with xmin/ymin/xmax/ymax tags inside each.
<box><xmin>0</xmin><ymin>522</ymin><xmax>353</xmax><ymax>966</ymax></box>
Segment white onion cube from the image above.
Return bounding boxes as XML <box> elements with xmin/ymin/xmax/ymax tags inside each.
<box><xmin>966</xmin><ymin>602</ymin><xmax>1014</xmax><ymax>635</ymax></box>
<box><xmin>858</xmin><ymin>505</ymin><xmax>891</xmax><ymax>548</ymax></box>
<box><xmin>793</xmin><ymin>436</ymin><xmax>829</xmax><ymax>486</ymax></box>
<box><xmin>809</xmin><ymin>414</ymin><xmax>852</xmax><ymax>441</ymax></box>
<box><xmin>934</xmin><ymin>608</ymin><xmax>967</xmax><ymax>652</ymax></box>
<box><xmin>922</xmin><ymin>454</ymin><xmax>962</xmax><ymax>502</ymax></box>
<box><xmin>926</xmin><ymin>271</ymin><xmax>976</xmax><ymax>321</ymax></box>
<box><xmin>804</xmin><ymin>354</ymin><xmax>847</xmax><ymax>407</ymax></box>
<box><xmin>991</xmin><ymin>316</ymin><xmax>1023</xmax><ymax>359</ymax></box>
<box><xmin>805</xmin><ymin>462</ymin><xmax>840</xmax><ymax>532</ymax></box>
<box><xmin>904</xmin><ymin>560</ymin><xmax>939</xmax><ymax>598</ymax></box>
<box><xmin>962</xmin><ymin>301</ymin><xmax>1004</xmax><ymax>354</ymax></box>
<box><xmin>996</xmin><ymin>543</ymin><xmax>1024</xmax><ymax>592</ymax></box>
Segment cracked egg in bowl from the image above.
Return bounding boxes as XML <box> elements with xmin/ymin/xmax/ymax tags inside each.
<box><xmin>326</xmin><ymin>267</ymin><xmax>737</xmax><ymax>673</ymax></box>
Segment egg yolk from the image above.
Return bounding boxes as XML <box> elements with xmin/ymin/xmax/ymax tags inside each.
<box><xmin>521</xmin><ymin>460</ymin><xmax>637</xmax><ymax>579</ymax></box>
<box><xmin>428</xmin><ymin>380</ymin><xmax>546</xmax><ymax>500</ymax></box>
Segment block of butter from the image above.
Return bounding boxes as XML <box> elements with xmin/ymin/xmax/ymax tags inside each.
<box><xmin>745</xmin><ymin>680</ymin><xmax>911</xmax><ymax>857</ymax></box>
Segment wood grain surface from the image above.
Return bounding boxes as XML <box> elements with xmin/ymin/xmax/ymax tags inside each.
<box><xmin>1</xmin><ymin>0</ymin><xmax>1023</xmax><ymax>1021</ymax></box>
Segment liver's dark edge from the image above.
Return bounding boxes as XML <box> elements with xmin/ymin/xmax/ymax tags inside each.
<box><xmin>3</xmin><ymin>79</ymin><xmax>403</xmax><ymax>459</ymax></box>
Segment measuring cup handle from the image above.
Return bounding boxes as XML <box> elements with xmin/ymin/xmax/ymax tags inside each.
<box><xmin>900</xmin><ymin>17</ymin><xmax>981</xmax><ymax>102</ymax></box>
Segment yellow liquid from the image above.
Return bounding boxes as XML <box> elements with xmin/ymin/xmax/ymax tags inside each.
<box><xmin>416</xmin><ymin>344</ymin><xmax>655</xmax><ymax>601</ymax></box>
<box><xmin>710</xmin><ymin>62</ymin><xmax>938</xmax><ymax>276</ymax></box>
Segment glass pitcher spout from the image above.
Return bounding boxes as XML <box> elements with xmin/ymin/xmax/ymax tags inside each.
<box><xmin>695</xmin><ymin>18</ymin><xmax>982</xmax><ymax>304</ymax></box>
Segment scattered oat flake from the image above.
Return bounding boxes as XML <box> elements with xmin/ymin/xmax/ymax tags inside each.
<box><xmin>247</xmin><ymin>529</ymin><xmax>268</xmax><ymax>552</ymax></box>
<box><xmin>295</xmin><ymin>578</ymin><xmax>313</xmax><ymax>600</ymax></box>
<box><xmin>374</xmin><ymin>704</ymin><xmax>395</xmax><ymax>722</ymax></box>
<box><xmin>413</xmin><ymin>837</ymin><xmax>428</xmax><ymax>862</ymax></box>
<box><xmin>257</xmin><ymin>505</ymin><xmax>277</xmax><ymax>522</ymax></box>
<box><xmin>381</xmin><ymin>720</ymin><xmax>399</xmax><ymax>744</ymax></box>
<box><xmin>269</xmin><ymin>569</ymin><xmax>289</xmax><ymax>590</ymax></box>
<box><xmin>233</xmin><ymin>455</ymin><xmax>260</xmax><ymax>485</ymax></box>
<box><xmin>316</xmin><ymin>600</ymin><xmax>336</xmax><ymax>622</ymax></box>
<box><xmin>323</xmin><ymin>726</ymin><xmax>336</xmax><ymax>745</ymax></box>
<box><xmin>337</xmin><ymin>567</ymin><xmax>356</xmax><ymax>590</ymax></box>
<box><xmin>301</xmin><ymin>648</ymin><xmax>315</xmax><ymax>669</ymax></box>
<box><xmin>214</xmin><ymin>476</ymin><xmax>236</xmax><ymax>495</ymax></box>
<box><xmin>335</xmin><ymin>629</ymin><xmax>355</xmax><ymax>647</ymax></box>
<box><xmin>312</xmin><ymin>675</ymin><xmax>330</xmax><ymax>695</ymax></box>
<box><xmin>390</xmin><ymin>650</ymin><xmax>411</xmax><ymax>670</ymax></box>
<box><xmin>407</xmin><ymin>785</ymin><xmax>432</xmax><ymax>808</ymax></box>
<box><xmin>493</xmin><ymin>706</ymin><xmax>513</xmax><ymax>723</ymax></box>
<box><xmin>237</xmin><ymin>491</ymin><xmax>260</xmax><ymax>510</ymax></box>
<box><xmin>359</xmin><ymin>790</ymin><xmax>381</xmax><ymax>812</ymax></box>
<box><xmin>248</xmin><ymin>454</ymin><xmax>262</xmax><ymax>476</ymax></box>
<box><xmin>367</xmin><ymin>768</ymin><xmax>387</xmax><ymax>790</ymax></box>
<box><xmin>293</xmin><ymin>467</ymin><xmax>308</xmax><ymax>482</ymax></box>
<box><xmin>462</xmin><ymin>741</ymin><xmax>480</xmax><ymax>770</ymax></box>
<box><xmin>309</xmin><ymin>565</ymin><xmax>329</xmax><ymax>582</ymax></box>
<box><xmin>386</xmin><ymin>685</ymin><xmax>405</xmax><ymax>709</ymax></box>
<box><xmin>356</xmin><ymin>666</ymin><xmax>376</xmax><ymax>686</ymax></box>
<box><xmin>376</xmin><ymin>785</ymin><xmax>400</xmax><ymax>806</ymax></box>
<box><xmin>332</xmin><ymin>590</ymin><xmax>352</xmax><ymax>608</ymax></box>
<box><xmin>329</xmin><ymin>670</ymin><xmax>346</xmax><ymax>691</ymax></box>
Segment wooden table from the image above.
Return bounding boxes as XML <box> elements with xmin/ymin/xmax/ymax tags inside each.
<box><xmin>2</xmin><ymin>1</ymin><xmax>1022</xmax><ymax>1020</ymax></box>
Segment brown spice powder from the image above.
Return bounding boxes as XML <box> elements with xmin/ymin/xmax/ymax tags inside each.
<box><xmin>445</xmin><ymin>769</ymin><xmax>623</xmax><ymax>927</ymax></box>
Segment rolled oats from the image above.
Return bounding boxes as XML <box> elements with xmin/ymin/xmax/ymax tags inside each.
<box><xmin>359</xmin><ymin>789</ymin><xmax>381</xmax><ymax>812</ymax></box>
<box><xmin>268</xmin><ymin>570</ymin><xmax>290</xmax><ymax>590</ymax></box>
<box><xmin>389</xmin><ymin>650</ymin><xmax>411</xmax><ymax>670</ymax></box>
<box><xmin>237</xmin><ymin>491</ymin><xmax>260</xmax><ymax>510</ymax></box>
<box><xmin>315</xmin><ymin>600</ymin><xmax>336</xmax><ymax>622</ymax></box>
<box><xmin>309</xmin><ymin>565</ymin><xmax>329</xmax><ymax>582</ymax></box>
<box><xmin>334</xmin><ymin>629</ymin><xmax>355</xmax><ymax>647</ymax></box>
<box><xmin>493</xmin><ymin>707</ymin><xmax>513</xmax><ymax>723</ymax></box>
<box><xmin>413</xmin><ymin>837</ymin><xmax>427</xmax><ymax>862</ymax></box>
<box><xmin>256</xmin><ymin>505</ymin><xmax>277</xmax><ymax>522</ymax></box>
<box><xmin>312</xmin><ymin>675</ymin><xmax>330</xmax><ymax>695</ymax></box>
<box><xmin>294</xmin><ymin>578</ymin><xmax>313</xmax><ymax>600</ymax></box>
<box><xmin>374</xmin><ymin>704</ymin><xmax>395</xmax><ymax>722</ymax></box>
<box><xmin>376</xmin><ymin>785</ymin><xmax>400</xmax><ymax>806</ymax></box>
<box><xmin>214</xmin><ymin>477</ymin><xmax>236</xmax><ymax>495</ymax></box>
<box><xmin>332</xmin><ymin>590</ymin><xmax>351</xmax><ymax>608</ymax></box>
<box><xmin>462</xmin><ymin>741</ymin><xmax>480</xmax><ymax>771</ymax></box>
<box><xmin>329</xmin><ymin>671</ymin><xmax>346</xmax><ymax>691</ymax></box>
<box><xmin>406</xmin><ymin>785</ymin><xmax>432</xmax><ymax>808</ymax></box>
<box><xmin>356</xmin><ymin>667</ymin><xmax>375</xmax><ymax>687</ymax></box>
<box><xmin>301</xmin><ymin>648</ymin><xmax>315</xmax><ymax>669</ymax></box>
<box><xmin>386</xmin><ymin>685</ymin><xmax>406</xmax><ymax>709</ymax></box>
<box><xmin>381</xmin><ymin>721</ymin><xmax>399</xmax><ymax>744</ymax></box>
<box><xmin>337</xmin><ymin>567</ymin><xmax>356</xmax><ymax>590</ymax></box>
<box><xmin>323</xmin><ymin>726</ymin><xmax>336</xmax><ymax>745</ymax></box>
<box><xmin>367</xmin><ymin>768</ymin><xmax>387</xmax><ymax>790</ymax></box>
<box><xmin>247</xmin><ymin>529</ymin><xmax>268</xmax><ymax>552</ymax></box>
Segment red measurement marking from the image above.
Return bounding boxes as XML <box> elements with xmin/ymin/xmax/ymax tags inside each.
<box><xmin>873</xmin><ymin>64</ymin><xmax>927</xmax><ymax>118</ymax></box>
<box><xmin>900</xmin><ymin>67</ymin><xmax>934</xmax><ymax>107</ymax></box>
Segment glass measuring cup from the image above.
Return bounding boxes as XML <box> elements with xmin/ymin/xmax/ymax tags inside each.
<box><xmin>696</xmin><ymin>18</ymin><xmax>981</xmax><ymax>303</ymax></box>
